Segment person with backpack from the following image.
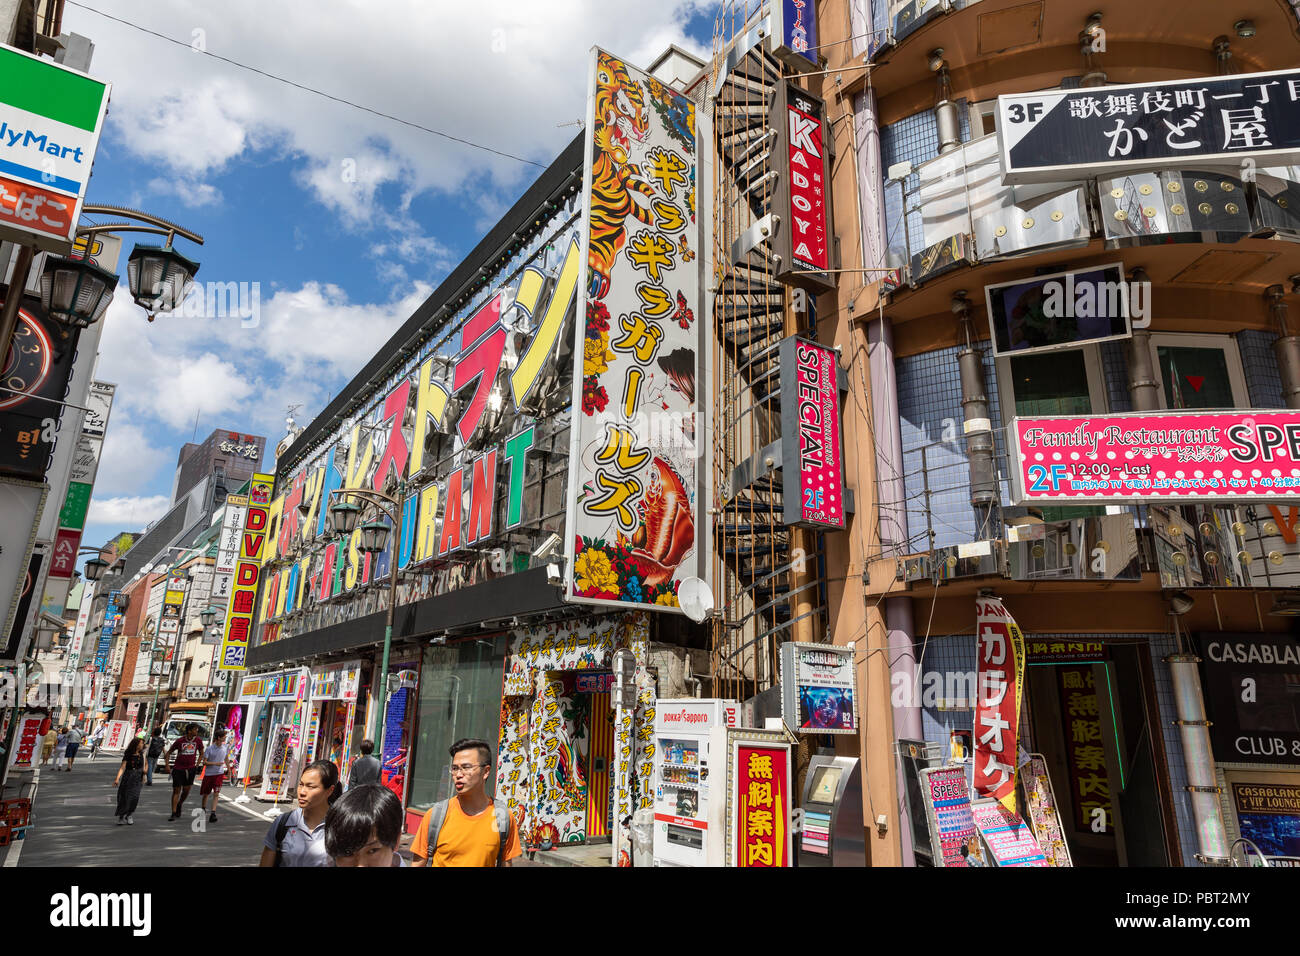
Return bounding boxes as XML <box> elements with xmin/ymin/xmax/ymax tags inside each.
<box><xmin>146</xmin><ymin>727</ymin><xmax>165</xmax><ymax>785</ymax></box>
<box><xmin>258</xmin><ymin>760</ymin><xmax>340</xmax><ymax>867</ymax></box>
<box><xmin>410</xmin><ymin>738</ymin><xmax>520</xmax><ymax>867</ymax></box>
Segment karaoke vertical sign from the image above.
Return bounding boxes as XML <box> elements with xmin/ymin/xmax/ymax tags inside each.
<box><xmin>974</xmin><ymin>596</ymin><xmax>1026</xmax><ymax>812</ymax></box>
<box><xmin>218</xmin><ymin>473</ymin><xmax>272</xmax><ymax>671</ymax></box>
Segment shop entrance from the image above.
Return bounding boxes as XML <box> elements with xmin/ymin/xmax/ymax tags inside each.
<box><xmin>1024</xmin><ymin>642</ymin><xmax>1172</xmax><ymax>866</ymax></box>
<box><xmin>583</xmin><ymin>686</ymin><xmax>615</xmax><ymax>839</ymax></box>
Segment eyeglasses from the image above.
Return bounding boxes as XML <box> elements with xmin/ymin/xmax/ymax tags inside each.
<box><xmin>449</xmin><ymin>763</ymin><xmax>486</xmax><ymax>775</ymax></box>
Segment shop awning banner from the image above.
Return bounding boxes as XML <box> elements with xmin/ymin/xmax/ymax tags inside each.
<box><xmin>1011</xmin><ymin>411</ymin><xmax>1300</xmax><ymax>503</ymax></box>
<box><xmin>997</xmin><ymin>69</ymin><xmax>1300</xmax><ymax>185</ymax></box>
<box><xmin>974</xmin><ymin>596</ymin><xmax>1025</xmax><ymax>813</ymax></box>
<box><xmin>566</xmin><ymin>47</ymin><xmax>702</xmax><ymax>614</ymax></box>
<box><xmin>219</xmin><ymin>473</ymin><xmax>273</xmax><ymax>671</ymax></box>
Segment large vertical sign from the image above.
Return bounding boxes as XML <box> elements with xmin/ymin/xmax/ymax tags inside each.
<box><xmin>974</xmin><ymin>596</ymin><xmax>1026</xmax><ymax>812</ymax></box>
<box><xmin>728</xmin><ymin>732</ymin><xmax>793</xmax><ymax>867</ymax></box>
<box><xmin>779</xmin><ymin>336</ymin><xmax>845</xmax><ymax>529</ymax></box>
<box><xmin>219</xmin><ymin>473</ymin><xmax>272</xmax><ymax>671</ymax></box>
<box><xmin>0</xmin><ymin>44</ymin><xmax>111</xmax><ymax>252</ymax></box>
<box><xmin>1057</xmin><ymin>666</ymin><xmax>1112</xmax><ymax>831</ymax></box>
<box><xmin>211</xmin><ymin>494</ymin><xmax>247</xmax><ymax>605</ymax></box>
<box><xmin>568</xmin><ymin>48</ymin><xmax>701</xmax><ymax>613</ymax></box>
<box><xmin>773</xmin><ymin>81</ymin><xmax>833</xmax><ymax>292</ymax></box>
<box><xmin>95</xmin><ymin>589</ymin><xmax>123</xmax><ymax>672</ymax></box>
<box><xmin>0</xmin><ymin>477</ymin><xmax>45</xmax><ymax>660</ymax></box>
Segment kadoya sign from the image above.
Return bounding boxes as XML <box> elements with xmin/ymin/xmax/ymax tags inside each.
<box><xmin>772</xmin><ymin>80</ymin><xmax>833</xmax><ymax>292</ymax></box>
<box><xmin>1012</xmin><ymin>411</ymin><xmax>1300</xmax><ymax>503</ymax></box>
<box><xmin>0</xmin><ymin>44</ymin><xmax>110</xmax><ymax>252</ymax></box>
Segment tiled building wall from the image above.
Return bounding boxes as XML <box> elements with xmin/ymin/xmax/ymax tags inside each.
<box><xmin>915</xmin><ymin>631</ymin><xmax>1200</xmax><ymax>867</ymax></box>
<box><xmin>1237</xmin><ymin>329</ymin><xmax>1285</xmax><ymax>409</ymax></box>
<box><xmin>896</xmin><ymin>345</ymin><xmax>1007</xmax><ymax>551</ymax></box>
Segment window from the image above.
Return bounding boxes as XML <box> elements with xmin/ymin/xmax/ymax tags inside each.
<box><xmin>969</xmin><ymin>99</ymin><xmax>997</xmax><ymax>138</ymax></box>
<box><xmin>1147</xmin><ymin>334</ymin><xmax>1248</xmax><ymax>410</ymax></box>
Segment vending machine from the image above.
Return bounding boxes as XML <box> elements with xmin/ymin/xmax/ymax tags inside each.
<box><xmin>651</xmin><ymin>698</ymin><xmax>738</xmax><ymax>867</ymax></box>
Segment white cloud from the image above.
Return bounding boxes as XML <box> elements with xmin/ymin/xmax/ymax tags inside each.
<box><xmin>66</xmin><ymin>0</ymin><xmax>711</xmax><ymax>231</ymax></box>
<box><xmin>94</xmin><ymin>420</ymin><xmax>174</xmax><ymax>497</ymax></box>
<box><xmin>147</xmin><ymin>176</ymin><xmax>223</xmax><ymax>207</ymax></box>
<box><xmin>86</xmin><ymin>494</ymin><xmax>173</xmax><ymax>528</ymax></box>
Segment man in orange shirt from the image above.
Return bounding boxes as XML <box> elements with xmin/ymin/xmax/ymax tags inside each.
<box><xmin>410</xmin><ymin>738</ymin><xmax>521</xmax><ymax>867</ymax></box>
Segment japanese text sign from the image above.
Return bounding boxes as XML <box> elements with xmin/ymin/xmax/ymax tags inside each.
<box><xmin>1012</xmin><ymin>411</ymin><xmax>1300</xmax><ymax>503</ymax></box>
<box><xmin>998</xmin><ymin>69</ymin><xmax>1300</xmax><ymax>184</ymax></box>
<box><xmin>48</xmin><ymin>527</ymin><xmax>82</xmax><ymax>579</ymax></box>
<box><xmin>1057</xmin><ymin>667</ymin><xmax>1112</xmax><ymax>831</ymax></box>
<box><xmin>773</xmin><ymin>81</ymin><xmax>833</xmax><ymax>291</ymax></box>
<box><xmin>102</xmin><ymin>719</ymin><xmax>131</xmax><ymax>751</ymax></box>
<box><xmin>780</xmin><ymin>336</ymin><xmax>845</xmax><ymax>528</ymax></box>
<box><xmin>777</xmin><ymin>0</ymin><xmax>818</xmax><ymax>68</ymax></box>
<box><xmin>729</xmin><ymin>733</ymin><xmax>793</xmax><ymax>867</ymax></box>
<box><xmin>219</xmin><ymin>473</ymin><xmax>272</xmax><ymax>671</ymax></box>
<box><xmin>568</xmin><ymin>48</ymin><xmax>703</xmax><ymax>614</ymax></box>
<box><xmin>7</xmin><ymin>714</ymin><xmax>44</xmax><ymax>769</ymax></box>
<box><xmin>920</xmin><ymin>764</ymin><xmax>977</xmax><ymax>867</ymax></box>
<box><xmin>970</xmin><ymin>800</ymin><xmax>1048</xmax><ymax>867</ymax></box>
<box><xmin>974</xmin><ymin>597</ymin><xmax>1025</xmax><ymax>813</ymax></box>
<box><xmin>0</xmin><ymin>45</ymin><xmax>110</xmax><ymax>252</ymax></box>
<box><xmin>780</xmin><ymin>641</ymin><xmax>856</xmax><ymax>733</ymax></box>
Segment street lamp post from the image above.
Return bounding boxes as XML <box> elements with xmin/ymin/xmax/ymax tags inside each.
<box><xmin>325</xmin><ymin>483</ymin><xmax>405</xmax><ymax>757</ymax></box>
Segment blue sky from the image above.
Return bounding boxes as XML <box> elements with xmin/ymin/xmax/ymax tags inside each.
<box><xmin>69</xmin><ymin>0</ymin><xmax>715</xmax><ymax>565</ymax></box>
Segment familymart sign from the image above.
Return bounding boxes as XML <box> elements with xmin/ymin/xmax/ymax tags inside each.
<box><xmin>0</xmin><ymin>44</ymin><xmax>110</xmax><ymax>252</ymax></box>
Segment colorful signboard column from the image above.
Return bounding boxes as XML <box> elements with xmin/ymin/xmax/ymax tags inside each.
<box><xmin>567</xmin><ymin>47</ymin><xmax>702</xmax><ymax>614</ymax></box>
<box><xmin>920</xmin><ymin>764</ymin><xmax>978</xmax><ymax>867</ymax></box>
<box><xmin>724</xmin><ymin>729</ymin><xmax>793</xmax><ymax>867</ymax></box>
<box><xmin>219</xmin><ymin>473</ymin><xmax>273</xmax><ymax>671</ymax></box>
<box><xmin>0</xmin><ymin>44</ymin><xmax>111</xmax><ymax>252</ymax></box>
<box><xmin>1012</xmin><ymin>411</ymin><xmax>1300</xmax><ymax>503</ymax></box>
<box><xmin>974</xmin><ymin>596</ymin><xmax>1026</xmax><ymax>812</ymax></box>
<box><xmin>779</xmin><ymin>337</ymin><xmax>846</xmax><ymax>529</ymax></box>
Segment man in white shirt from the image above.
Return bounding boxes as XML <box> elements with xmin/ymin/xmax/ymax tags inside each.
<box><xmin>64</xmin><ymin>726</ymin><xmax>84</xmax><ymax>770</ymax></box>
<box><xmin>199</xmin><ymin>729</ymin><xmax>234</xmax><ymax>823</ymax></box>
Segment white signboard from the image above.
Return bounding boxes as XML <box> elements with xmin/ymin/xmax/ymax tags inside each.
<box><xmin>0</xmin><ymin>479</ymin><xmax>47</xmax><ymax>659</ymax></box>
<box><xmin>102</xmin><ymin>719</ymin><xmax>132</xmax><ymax>751</ymax></box>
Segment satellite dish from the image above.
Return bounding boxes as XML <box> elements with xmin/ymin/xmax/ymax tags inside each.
<box><xmin>677</xmin><ymin>576</ymin><xmax>714</xmax><ymax>624</ymax></box>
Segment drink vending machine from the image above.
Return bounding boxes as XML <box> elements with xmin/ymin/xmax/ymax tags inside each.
<box><xmin>651</xmin><ymin>698</ymin><xmax>738</xmax><ymax>866</ymax></box>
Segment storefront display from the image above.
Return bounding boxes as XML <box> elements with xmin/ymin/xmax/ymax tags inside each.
<box><xmin>305</xmin><ymin>659</ymin><xmax>361</xmax><ymax>778</ymax></box>
<box><xmin>1020</xmin><ymin>754</ymin><xmax>1072</xmax><ymax>866</ymax></box>
<box><xmin>234</xmin><ymin>667</ymin><xmax>307</xmax><ymax>790</ymax></box>
<box><xmin>214</xmin><ymin>703</ymin><xmax>248</xmax><ymax>781</ymax></box>
<box><xmin>920</xmin><ymin>764</ymin><xmax>978</xmax><ymax>868</ymax></box>
<box><xmin>971</xmin><ymin>799</ymin><xmax>1049</xmax><ymax>867</ymax></box>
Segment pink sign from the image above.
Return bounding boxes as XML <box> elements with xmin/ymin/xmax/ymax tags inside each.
<box><xmin>970</xmin><ymin>801</ymin><xmax>1048</xmax><ymax>867</ymax></box>
<box><xmin>782</xmin><ymin>337</ymin><xmax>844</xmax><ymax>528</ymax></box>
<box><xmin>1013</xmin><ymin>411</ymin><xmax>1300</xmax><ymax>502</ymax></box>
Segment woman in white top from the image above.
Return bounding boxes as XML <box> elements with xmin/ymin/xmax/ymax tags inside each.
<box><xmin>259</xmin><ymin>760</ymin><xmax>339</xmax><ymax>867</ymax></box>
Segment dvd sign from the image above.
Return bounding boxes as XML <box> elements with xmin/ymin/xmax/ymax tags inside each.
<box><xmin>773</xmin><ymin>81</ymin><xmax>833</xmax><ymax>292</ymax></box>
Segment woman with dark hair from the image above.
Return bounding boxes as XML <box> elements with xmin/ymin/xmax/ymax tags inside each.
<box><xmin>112</xmin><ymin>737</ymin><xmax>146</xmax><ymax>825</ymax></box>
<box><xmin>325</xmin><ymin>784</ymin><xmax>406</xmax><ymax>867</ymax></box>
<box><xmin>258</xmin><ymin>760</ymin><xmax>340</xmax><ymax>867</ymax></box>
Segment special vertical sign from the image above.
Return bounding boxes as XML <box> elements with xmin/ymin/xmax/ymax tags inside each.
<box><xmin>773</xmin><ymin>80</ymin><xmax>833</xmax><ymax>292</ymax></box>
<box><xmin>780</xmin><ymin>336</ymin><xmax>845</xmax><ymax>529</ymax></box>
<box><xmin>219</xmin><ymin>473</ymin><xmax>273</xmax><ymax>671</ymax></box>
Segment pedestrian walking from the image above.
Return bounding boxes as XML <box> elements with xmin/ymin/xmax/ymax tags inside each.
<box><xmin>325</xmin><ymin>784</ymin><xmax>406</xmax><ymax>867</ymax></box>
<box><xmin>64</xmin><ymin>726</ymin><xmax>84</xmax><ymax>770</ymax></box>
<box><xmin>199</xmin><ymin>729</ymin><xmax>234</xmax><ymax>823</ymax></box>
<box><xmin>410</xmin><ymin>738</ymin><xmax>520</xmax><ymax>867</ymax></box>
<box><xmin>258</xmin><ymin>760</ymin><xmax>340</xmax><ymax>867</ymax></box>
<box><xmin>165</xmin><ymin>723</ymin><xmax>205</xmax><ymax>821</ymax></box>
<box><xmin>113</xmin><ymin>737</ymin><xmax>146</xmax><ymax>825</ymax></box>
<box><xmin>88</xmin><ymin>724</ymin><xmax>105</xmax><ymax>761</ymax></box>
<box><xmin>348</xmin><ymin>739</ymin><xmax>381</xmax><ymax>788</ymax></box>
<box><xmin>145</xmin><ymin>727</ymin><xmax>165</xmax><ymax>786</ymax></box>
<box><xmin>40</xmin><ymin>726</ymin><xmax>58</xmax><ymax>767</ymax></box>
<box><xmin>51</xmin><ymin>727</ymin><xmax>67</xmax><ymax>770</ymax></box>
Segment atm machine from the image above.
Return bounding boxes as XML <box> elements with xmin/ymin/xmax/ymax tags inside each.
<box><xmin>798</xmin><ymin>755</ymin><xmax>866</xmax><ymax>866</ymax></box>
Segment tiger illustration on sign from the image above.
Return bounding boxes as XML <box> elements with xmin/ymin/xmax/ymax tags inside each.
<box><xmin>587</xmin><ymin>52</ymin><xmax>655</xmax><ymax>300</ymax></box>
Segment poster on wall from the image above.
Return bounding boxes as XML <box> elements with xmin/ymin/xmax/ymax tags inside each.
<box><xmin>1231</xmin><ymin>782</ymin><xmax>1300</xmax><ymax>862</ymax></box>
<box><xmin>919</xmin><ymin>764</ymin><xmax>978</xmax><ymax>867</ymax></box>
<box><xmin>970</xmin><ymin>799</ymin><xmax>1049</xmax><ymax>867</ymax></box>
<box><xmin>779</xmin><ymin>336</ymin><xmax>846</xmax><ymax>529</ymax></box>
<box><xmin>779</xmin><ymin>641</ymin><xmax>856</xmax><ymax>733</ymax></box>
<box><xmin>974</xmin><ymin>596</ymin><xmax>1025</xmax><ymax>812</ymax></box>
<box><xmin>724</xmin><ymin>729</ymin><xmax>793</xmax><ymax>867</ymax></box>
<box><xmin>567</xmin><ymin>47</ymin><xmax>703</xmax><ymax>615</ymax></box>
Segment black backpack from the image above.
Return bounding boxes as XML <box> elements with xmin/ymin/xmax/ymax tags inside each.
<box><xmin>273</xmin><ymin>811</ymin><xmax>293</xmax><ymax>867</ymax></box>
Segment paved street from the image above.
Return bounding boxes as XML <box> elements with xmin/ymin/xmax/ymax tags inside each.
<box><xmin>14</xmin><ymin>752</ymin><xmax>285</xmax><ymax>867</ymax></box>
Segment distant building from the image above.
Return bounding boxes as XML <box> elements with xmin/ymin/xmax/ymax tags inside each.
<box><xmin>171</xmin><ymin>428</ymin><xmax>266</xmax><ymax>508</ymax></box>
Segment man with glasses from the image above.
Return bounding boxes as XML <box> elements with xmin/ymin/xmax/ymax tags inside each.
<box><xmin>410</xmin><ymin>738</ymin><xmax>520</xmax><ymax>867</ymax></box>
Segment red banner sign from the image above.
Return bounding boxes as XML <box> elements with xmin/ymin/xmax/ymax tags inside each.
<box><xmin>974</xmin><ymin>597</ymin><xmax>1025</xmax><ymax>812</ymax></box>
<box><xmin>0</xmin><ymin>174</ymin><xmax>76</xmax><ymax>244</ymax></box>
<box><xmin>785</xmin><ymin>100</ymin><xmax>827</xmax><ymax>272</ymax></box>
<box><xmin>48</xmin><ymin>527</ymin><xmax>83</xmax><ymax>579</ymax></box>
<box><xmin>781</xmin><ymin>336</ymin><xmax>845</xmax><ymax>529</ymax></box>
<box><xmin>735</xmin><ymin>743</ymin><xmax>792</xmax><ymax>866</ymax></box>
